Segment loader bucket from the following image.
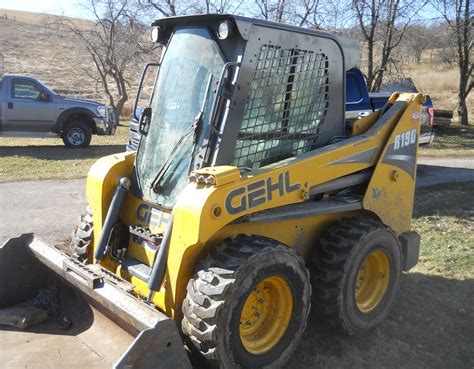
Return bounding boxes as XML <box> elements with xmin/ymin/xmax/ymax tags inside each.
<box><xmin>0</xmin><ymin>234</ymin><xmax>192</xmax><ymax>369</ymax></box>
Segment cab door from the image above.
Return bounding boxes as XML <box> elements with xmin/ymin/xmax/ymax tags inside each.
<box><xmin>4</xmin><ymin>78</ymin><xmax>56</xmax><ymax>132</ymax></box>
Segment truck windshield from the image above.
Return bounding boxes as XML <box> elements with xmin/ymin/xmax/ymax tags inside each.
<box><xmin>136</xmin><ymin>28</ymin><xmax>225</xmax><ymax>207</ymax></box>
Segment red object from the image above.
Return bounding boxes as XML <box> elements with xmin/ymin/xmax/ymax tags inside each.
<box><xmin>428</xmin><ymin>108</ymin><xmax>435</xmax><ymax>126</ymax></box>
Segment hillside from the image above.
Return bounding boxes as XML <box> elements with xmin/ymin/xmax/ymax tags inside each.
<box><xmin>0</xmin><ymin>14</ymin><xmax>102</xmax><ymax>101</ymax></box>
<box><xmin>0</xmin><ymin>9</ymin><xmax>148</xmax><ymax>112</ymax></box>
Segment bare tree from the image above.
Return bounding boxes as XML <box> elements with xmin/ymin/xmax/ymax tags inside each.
<box><xmin>60</xmin><ymin>0</ymin><xmax>156</xmax><ymax>120</ymax></box>
<box><xmin>353</xmin><ymin>0</ymin><xmax>427</xmax><ymax>91</ymax></box>
<box><xmin>254</xmin><ymin>0</ymin><xmax>290</xmax><ymax>22</ymax></box>
<box><xmin>433</xmin><ymin>0</ymin><xmax>472</xmax><ymax>125</ymax></box>
<box><xmin>190</xmin><ymin>0</ymin><xmax>245</xmax><ymax>14</ymax></box>
<box><xmin>253</xmin><ymin>0</ymin><xmax>325</xmax><ymax>27</ymax></box>
<box><xmin>406</xmin><ymin>23</ymin><xmax>432</xmax><ymax>64</ymax></box>
<box><xmin>147</xmin><ymin>0</ymin><xmax>179</xmax><ymax>16</ymax></box>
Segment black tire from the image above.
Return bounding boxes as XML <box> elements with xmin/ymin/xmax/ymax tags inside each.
<box><xmin>310</xmin><ymin>218</ymin><xmax>402</xmax><ymax>335</ymax></box>
<box><xmin>62</xmin><ymin>121</ymin><xmax>92</xmax><ymax>148</ymax></box>
<box><xmin>72</xmin><ymin>205</ymin><xmax>93</xmax><ymax>260</ymax></box>
<box><xmin>181</xmin><ymin>235</ymin><xmax>311</xmax><ymax>369</ymax></box>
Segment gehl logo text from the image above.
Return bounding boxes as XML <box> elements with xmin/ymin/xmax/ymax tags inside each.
<box><xmin>225</xmin><ymin>171</ymin><xmax>300</xmax><ymax>215</ymax></box>
<box><xmin>136</xmin><ymin>203</ymin><xmax>170</xmax><ymax>228</ymax></box>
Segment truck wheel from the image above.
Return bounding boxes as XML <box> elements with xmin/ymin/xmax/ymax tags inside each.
<box><xmin>310</xmin><ymin>218</ymin><xmax>402</xmax><ymax>335</ymax></box>
<box><xmin>182</xmin><ymin>235</ymin><xmax>311</xmax><ymax>369</ymax></box>
<box><xmin>72</xmin><ymin>206</ymin><xmax>93</xmax><ymax>260</ymax></box>
<box><xmin>62</xmin><ymin>121</ymin><xmax>91</xmax><ymax>148</ymax></box>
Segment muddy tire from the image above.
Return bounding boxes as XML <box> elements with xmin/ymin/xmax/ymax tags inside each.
<box><xmin>72</xmin><ymin>206</ymin><xmax>93</xmax><ymax>260</ymax></box>
<box><xmin>310</xmin><ymin>218</ymin><xmax>402</xmax><ymax>335</ymax></box>
<box><xmin>62</xmin><ymin>121</ymin><xmax>92</xmax><ymax>148</ymax></box>
<box><xmin>181</xmin><ymin>235</ymin><xmax>311</xmax><ymax>369</ymax></box>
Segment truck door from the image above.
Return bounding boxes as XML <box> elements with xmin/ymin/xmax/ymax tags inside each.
<box><xmin>345</xmin><ymin>73</ymin><xmax>372</xmax><ymax>123</ymax></box>
<box><xmin>4</xmin><ymin>78</ymin><xmax>56</xmax><ymax>132</ymax></box>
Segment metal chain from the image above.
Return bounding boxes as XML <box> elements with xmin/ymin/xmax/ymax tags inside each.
<box><xmin>29</xmin><ymin>285</ymin><xmax>72</xmax><ymax>330</ymax></box>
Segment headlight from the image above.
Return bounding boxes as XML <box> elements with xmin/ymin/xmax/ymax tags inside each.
<box><xmin>96</xmin><ymin>106</ymin><xmax>107</xmax><ymax>117</ymax></box>
<box><xmin>217</xmin><ymin>21</ymin><xmax>233</xmax><ymax>40</ymax></box>
<box><xmin>151</xmin><ymin>26</ymin><xmax>160</xmax><ymax>42</ymax></box>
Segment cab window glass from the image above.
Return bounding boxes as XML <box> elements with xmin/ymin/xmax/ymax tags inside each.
<box><xmin>233</xmin><ymin>44</ymin><xmax>329</xmax><ymax>170</ymax></box>
<box><xmin>12</xmin><ymin>80</ymin><xmax>42</xmax><ymax>100</ymax></box>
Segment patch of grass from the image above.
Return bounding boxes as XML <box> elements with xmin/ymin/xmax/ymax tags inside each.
<box><xmin>0</xmin><ymin>122</ymin><xmax>130</xmax><ymax>182</ymax></box>
<box><xmin>419</xmin><ymin>123</ymin><xmax>474</xmax><ymax>157</ymax></box>
<box><xmin>412</xmin><ymin>182</ymin><xmax>474</xmax><ymax>279</ymax></box>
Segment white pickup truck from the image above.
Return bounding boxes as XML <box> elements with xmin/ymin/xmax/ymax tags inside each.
<box><xmin>0</xmin><ymin>74</ymin><xmax>117</xmax><ymax>147</ymax></box>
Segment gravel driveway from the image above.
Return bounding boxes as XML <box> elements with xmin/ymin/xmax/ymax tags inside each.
<box><xmin>1</xmin><ymin>157</ymin><xmax>473</xmax><ymax>246</ymax></box>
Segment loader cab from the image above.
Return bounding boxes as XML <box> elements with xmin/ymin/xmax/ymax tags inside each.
<box><xmin>135</xmin><ymin>15</ymin><xmax>348</xmax><ymax>208</ymax></box>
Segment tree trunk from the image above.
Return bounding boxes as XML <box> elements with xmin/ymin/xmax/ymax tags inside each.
<box><xmin>367</xmin><ymin>40</ymin><xmax>374</xmax><ymax>91</ymax></box>
<box><xmin>115</xmin><ymin>96</ymin><xmax>127</xmax><ymax>123</ymax></box>
<box><xmin>458</xmin><ymin>93</ymin><xmax>469</xmax><ymax>126</ymax></box>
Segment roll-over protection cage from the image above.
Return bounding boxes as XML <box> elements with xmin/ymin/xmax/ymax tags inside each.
<box><xmin>151</xmin><ymin>15</ymin><xmax>350</xmax><ymax>172</ymax></box>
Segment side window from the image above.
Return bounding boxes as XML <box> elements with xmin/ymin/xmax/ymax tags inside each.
<box><xmin>11</xmin><ymin>80</ymin><xmax>42</xmax><ymax>100</ymax></box>
<box><xmin>233</xmin><ymin>44</ymin><xmax>329</xmax><ymax>170</ymax></box>
<box><xmin>346</xmin><ymin>76</ymin><xmax>362</xmax><ymax>103</ymax></box>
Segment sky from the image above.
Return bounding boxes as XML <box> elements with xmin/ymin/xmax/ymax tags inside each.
<box><xmin>0</xmin><ymin>0</ymin><xmax>90</xmax><ymax>19</ymax></box>
<box><xmin>0</xmin><ymin>0</ymin><xmax>441</xmax><ymax>24</ymax></box>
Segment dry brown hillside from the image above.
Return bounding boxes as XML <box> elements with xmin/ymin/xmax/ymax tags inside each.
<box><xmin>0</xmin><ymin>9</ymin><xmax>147</xmax><ymax>110</ymax></box>
<box><xmin>0</xmin><ymin>15</ymin><xmax>102</xmax><ymax>100</ymax></box>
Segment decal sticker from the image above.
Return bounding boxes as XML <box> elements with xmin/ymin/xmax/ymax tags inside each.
<box><xmin>411</xmin><ymin>111</ymin><xmax>420</xmax><ymax>122</ymax></box>
<box><xmin>394</xmin><ymin>129</ymin><xmax>417</xmax><ymax>151</ymax></box>
<box><xmin>225</xmin><ymin>171</ymin><xmax>300</xmax><ymax>215</ymax></box>
<box><xmin>136</xmin><ymin>203</ymin><xmax>170</xmax><ymax>228</ymax></box>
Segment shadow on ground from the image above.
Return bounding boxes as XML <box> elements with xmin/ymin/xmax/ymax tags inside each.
<box><xmin>287</xmin><ymin>273</ymin><xmax>473</xmax><ymax>369</ymax></box>
<box><xmin>434</xmin><ymin>125</ymin><xmax>474</xmax><ymax>150</ymax></box>
<box><xmin>413</xmin><ymin>181</ymin><xmax>474</xmax><ymax>219</ymax></box>
<box><xmin>416</xmin><ymin>165</ymin><xmax>474</xmax><ymax>189</ymax></box>
<box><xmin>0</xmin><ymin>144</ymin><xmax>125</xmax><ymax>160</ymax></box>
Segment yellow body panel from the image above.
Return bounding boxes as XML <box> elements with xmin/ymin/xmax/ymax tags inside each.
<box><xmin>85</xmin><ymin>93</ymin><xmax>424</xmax><ymax>317</ymax></box>
<box><xmin>363</xmin><ymin>93</ymin><xmax>423</xmax><ymax>233</ymax></box>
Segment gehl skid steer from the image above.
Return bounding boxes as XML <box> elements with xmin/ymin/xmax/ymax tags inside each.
<box><xmin>1</xmin><ymin>14</ymin><xmax>422</xmax><ymax>369</ymax></box>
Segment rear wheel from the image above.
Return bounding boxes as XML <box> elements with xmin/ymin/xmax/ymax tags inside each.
<box><xmin>62</xmin><ymin>121</ymin><xmax>91</xmax><ymax>148</ymax></box>
<box><xmin>310</xmin><ymin>218</ymin><xmax>402</xmax><ymax>335</ymax></box>
<box><xmin>182</xmin><ymin>235</ymin><xmax>311</xmax><ymax>369</ymax></box>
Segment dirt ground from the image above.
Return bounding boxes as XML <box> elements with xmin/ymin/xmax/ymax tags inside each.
<box><xmin>288</xmin><ymin>273</ymin><xmax>473</xmax><ymax>369</ymax></box>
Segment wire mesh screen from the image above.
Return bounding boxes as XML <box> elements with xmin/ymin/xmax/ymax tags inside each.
<box><xmin>233</xmin><ymin>44</ymin><xmax>329</xmax><ymax>169</ymax></box>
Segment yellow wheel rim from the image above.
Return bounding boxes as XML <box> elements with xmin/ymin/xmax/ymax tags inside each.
<box><xmin>355</xmin><ymin>250</ymin><xmax>391</xmax><ymax>313</ymax></box>
<box><xmin>239</xmin><ymin>276</ymin><xmax>293</xmax><ymax>354</ymax></box>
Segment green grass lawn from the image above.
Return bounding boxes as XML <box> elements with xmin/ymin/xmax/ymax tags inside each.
<box><xmin>412</xmin><ymin>182</ymin><xmax>474</xmax><ymax>279</ymax></box>
<box><xmin>0</xmin><ymin>122</ymin><xmax>130</xmax><ymax>182</ymax></box>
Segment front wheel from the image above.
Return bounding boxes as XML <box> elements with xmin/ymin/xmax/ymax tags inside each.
<box><xmin>62</xmin><ymin>121</ymin><xmax>92</xmax><ymax>148</ymax></box>
<box><xmin>182</xmin><ymin>235</ymin><xmax>311</xmax><ymax>369</ymax></box>
<box><xmin>72</xmin><ymin>205</ymin><xmax>93</xmax><ymax>260</ymax></box>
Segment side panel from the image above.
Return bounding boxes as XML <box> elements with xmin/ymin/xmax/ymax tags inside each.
<box><xmin>362</xmin><ymin>94</ymin><xmax>424</xmax><ymax>234</ymax></box>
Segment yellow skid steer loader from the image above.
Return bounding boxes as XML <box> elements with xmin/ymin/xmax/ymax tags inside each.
<box><xmin>1</xmin><ymin>14</ymin><xmax>422</xmax><ymax>369</ymax></box>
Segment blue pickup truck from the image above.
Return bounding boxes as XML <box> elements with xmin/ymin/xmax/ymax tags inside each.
<box><xmin>126</xmin><ymin>67</ymin><xmax>434</xmax><ymax>151</ymax></box>
<box><xmin>346</xmin><ymin>68</ymin><xmax>434</xmax><ymax>144</ymax></box>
